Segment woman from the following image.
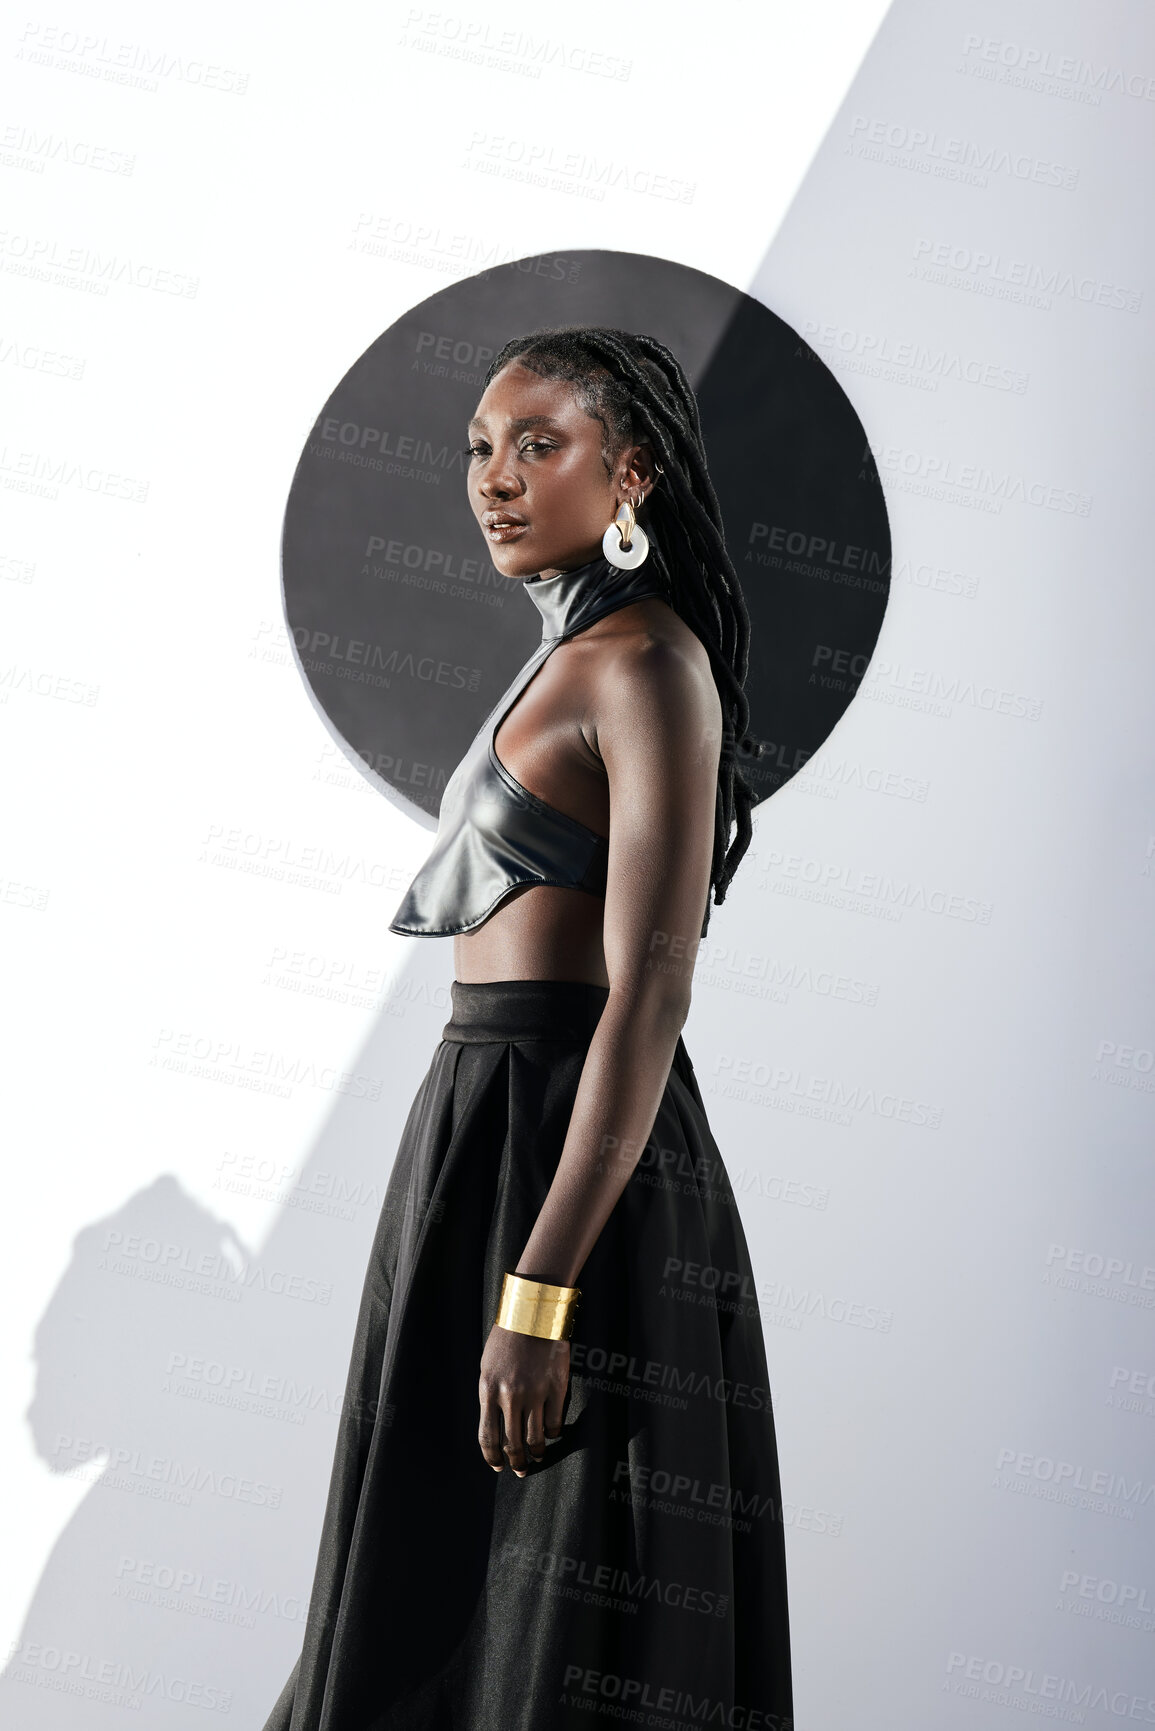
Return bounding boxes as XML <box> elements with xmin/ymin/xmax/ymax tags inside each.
<box><xmin>262</xmin><ymin>327</ymin><xmax>793</xmax><ymax>1730</ymax></box>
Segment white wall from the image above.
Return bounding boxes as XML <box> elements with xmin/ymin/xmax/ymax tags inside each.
<box><xmin>2</xmin><ymin>1</ymin><xmax>1151</xmax><ymax>1726</ymax></box>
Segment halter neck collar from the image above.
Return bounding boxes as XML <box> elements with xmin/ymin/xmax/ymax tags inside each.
<box><xmin>522</xmin><ymin>554</ymin><xmax>669</xmax><ymax>642</ymax></box>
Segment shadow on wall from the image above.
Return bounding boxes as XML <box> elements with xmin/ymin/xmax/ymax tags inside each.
<box><xmin>2</xmin><ymin>960</ymin><xmax>453</xmax><ymax>1728</ymax></box>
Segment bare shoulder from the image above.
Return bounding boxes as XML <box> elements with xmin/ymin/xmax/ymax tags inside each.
<box><xmin>589</xmin><ymin>596</ymin><xmax>722</xmax><ymax>739</ymax></box>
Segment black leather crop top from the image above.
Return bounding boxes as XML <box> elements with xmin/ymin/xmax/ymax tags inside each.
<box><xmin>388</xmin><ymin>554</ymin><xmax>672</xmax><ymax>937</ymax></box>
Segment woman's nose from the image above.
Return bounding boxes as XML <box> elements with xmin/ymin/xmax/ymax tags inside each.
<box><xmin>478</xmin><ymin>455</ymin><xmax>522</xmax><ymax>498</ymax></box>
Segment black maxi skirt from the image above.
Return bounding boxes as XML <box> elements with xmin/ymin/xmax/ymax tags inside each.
<box><xmin>262</xmin><ymin>979</ymin><xmax>792</xmax><ymax>1731</ymax></box>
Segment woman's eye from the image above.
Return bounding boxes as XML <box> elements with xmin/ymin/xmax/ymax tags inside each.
<box><xmin>463</xmin><ymin>439</ymin><xmax>555</xmax><ymax>460</ymax></box>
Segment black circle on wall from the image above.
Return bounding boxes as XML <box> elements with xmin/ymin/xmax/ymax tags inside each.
<box><xmin>281</xmin><ymin>248</ymin><xmax>890</xmax><ymax>828</ymax></box>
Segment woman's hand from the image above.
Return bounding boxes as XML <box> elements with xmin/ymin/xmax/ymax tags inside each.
<box><xmin>478</xmin><ymin>1323</ymin><xmax>570</xmax><ymax>1476</ymax></box>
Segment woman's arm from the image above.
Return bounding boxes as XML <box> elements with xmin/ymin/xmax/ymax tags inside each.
<box><xmin>478</xmin><ymin>626</ymin><xmax>723</xmax><ymax>1476</ymax></box>
<box><xmin>515</xmin><ymin>629</ymin><xmax>723</xmax><ymax>1284</ymax></box>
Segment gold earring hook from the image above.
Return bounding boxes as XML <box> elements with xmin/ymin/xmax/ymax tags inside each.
<box><xmin>613</xmin><ymin>498</ymin><xmax>637</xmax><ymax>551</ymax></box>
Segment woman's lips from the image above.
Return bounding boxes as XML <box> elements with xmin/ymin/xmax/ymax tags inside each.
<box><xmin>486</xmin><ymin>522</ymin><xmax>529</xmax><ymax>543</ymax></box>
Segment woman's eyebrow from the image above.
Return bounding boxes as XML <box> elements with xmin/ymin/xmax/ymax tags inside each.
<box><xmin>466</xmin><ymin>414</ymin><xmax>568</xmax><ymax>434</ymax></box>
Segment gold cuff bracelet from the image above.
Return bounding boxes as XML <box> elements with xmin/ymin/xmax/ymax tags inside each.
<box><xmin>496</xmin><ymin>1271</ymin><xmax>581</xmax><ymax>1342</ymax></box>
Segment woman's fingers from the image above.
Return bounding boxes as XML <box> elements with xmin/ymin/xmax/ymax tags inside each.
<box><xmin>501</xmin><ymin>1392</ymin><xmax>529</xmax><ymax>1477</ymax></box>
<box><xmin>478</xmin><ymin>1382</ymin><xmax>505</xmax><ymax>1471</ymax></box>
<box><xmin>543</xmin><ymin>1346</ymin><xmax>569</xmax><ymax>1441</ymax></box>
<box><xmin>524</xmin><ymin>1403</ymin><xmax>547</xmax><ymax>1465</ymax></box>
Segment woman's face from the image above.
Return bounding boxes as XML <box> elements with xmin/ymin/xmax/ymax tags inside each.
<box><xmin>466</xmin><ymin>360</ymin><xmax>655</xmax><ymax>580</ymax></box>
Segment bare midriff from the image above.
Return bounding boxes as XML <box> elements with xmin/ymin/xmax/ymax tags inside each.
<box><xmin>454</xmin><ymin>885</ymin><xmax>610</xmax><ymax>985</ymax></box>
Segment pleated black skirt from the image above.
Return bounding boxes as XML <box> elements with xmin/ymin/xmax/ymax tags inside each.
<box><xmin>262</xmin><ymin>979</ymin><xmax>792</xmax><ymax>1731</ymax></box>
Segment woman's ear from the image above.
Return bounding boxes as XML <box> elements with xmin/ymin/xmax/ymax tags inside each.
<box><xmin>620</xmin><ymin>443</ymin><xmax>660</xmax><ymax>501</ymax></box>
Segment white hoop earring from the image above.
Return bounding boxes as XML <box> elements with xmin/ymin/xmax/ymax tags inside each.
<box><xmin>602</xmin><ymin>496</ymin><xmax>650</xmax><ymax>570</ymax></box>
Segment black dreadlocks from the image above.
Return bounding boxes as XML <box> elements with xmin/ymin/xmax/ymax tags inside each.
<box><xmin>480</xmin><ymin>325</ymin><xmax>756</xmax><ymax>936</ymax></box>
